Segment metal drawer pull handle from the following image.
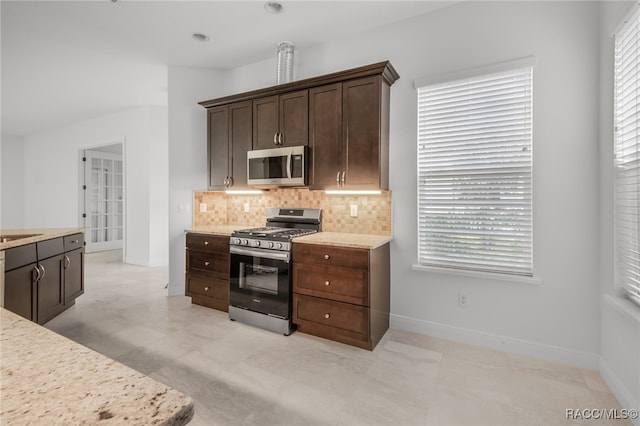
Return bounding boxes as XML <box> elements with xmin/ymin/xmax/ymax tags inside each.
<box><xmin>324</xmin><ymin>313</ymin><xmax>330</xmax><ymax>319</ymax></box>
<box><xmin>324</xmin><ymin>254</ymin><xmax>330</xmax><ymax>260</ymax></box>
<box><xmin>71</xmin><ymin>239</ymin><xmax>79</xmax><ymax>244</ymax></box>
<box><xmin>204</xmin><ymin>261</ymin><xmax>210</xmax><ymax>266</ymax></box>
<box><xmin>204</xmin><ymin>286</ymin><xmax>210</xmax><ymax>291</ymax></box>
<box><xmin>324</xmin><ymin>280</ymin><xmax>330</xmax><ymax>286</ymax></box>
<box><xmin>204</xmin><ymin>241</ymin><xmax>209</xmax><ymax>245</ymax></box>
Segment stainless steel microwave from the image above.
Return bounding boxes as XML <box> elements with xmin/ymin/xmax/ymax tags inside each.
<box><xmin>247</xmin><ymin>146</ymin><xmax>307</xmax><ymax>187</ymax></box>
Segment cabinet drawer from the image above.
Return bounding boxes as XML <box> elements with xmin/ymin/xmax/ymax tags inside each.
<box><xmin>37</xmin><ymin>237</ymin><xmax>64</xmax><ymax>260</ymax></box>
<box><xmin>5</xmin><ymin>243</ymin><xmax>37</xmax><ymax>271</ymax></box>
<box><xmin>186</xmin><ymin>233</ymin><xmax>229</xmax><ymax>253</ymax></box>
<box><xmin>188</xmin><ymin>250</ymin><xmax>229</xmax><ymax>276</ymax></box>
<box><xmin>293</xmin><ymin>243</ymin><xmax>369</xmax><ymax>270</ymax></box>
<box><xmin>293</xmin><ymin>294</ymin><xmax>368</xmax><ymax>337</ymax></box>
<box><xmin>64</xmin><ymin>233</ymin><xmax>84</xmax><ymax>252</ymax></box>
<box><xmin>187</xmin><ymin>275</ymin><xmax>229</xmax><ymax>300</ymax></box>
<box><xmin>293</xmin><ymin>263</ymin><xmax>368</xmax><ymax>305</ymax></box>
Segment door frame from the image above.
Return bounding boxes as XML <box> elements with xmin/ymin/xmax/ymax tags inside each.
<box><xmin>78</xmin><ymin>138</ymin><xmax>126</xmax><ymax>261</ymax></box>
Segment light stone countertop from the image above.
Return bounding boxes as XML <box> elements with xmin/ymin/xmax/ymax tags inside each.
<box><xmin>0</xmin><ymin>228</ymin><xmax>86</xmax><ymax>250</ymax></box>
<box><xmin>294</xmin><ymin>232</ymin><xmax>392</xmax><ymax>249</ymax></box>
<box><xmin>187</xmin><ymin>227</ymin><xmax>392</xmax><ymax>249</ymax></box>
<box><xmin>0</xmin><ymin>308</ymin><xmax>194</xmax><ymax>426</ymax></box>
<box><xmin>186</xmin><ymin>225</ymin><xmax>250</xmax><ymax>237</ymax></box>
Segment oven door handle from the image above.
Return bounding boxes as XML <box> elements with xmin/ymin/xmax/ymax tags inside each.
<box><xmin>230</xmin><ymin>246</ymin><xmax>290</xmax><ymax>263</ymax></box>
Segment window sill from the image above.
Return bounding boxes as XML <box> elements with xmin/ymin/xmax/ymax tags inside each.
<box><xmin>411</xmin><ymin>263</ymin><xmax>542</xmax><ymax>285</ymax></box>
<box><xmin>603</xmin><ymin>294</ymin><xmax>640</xmax><ymax>326</ymax></box>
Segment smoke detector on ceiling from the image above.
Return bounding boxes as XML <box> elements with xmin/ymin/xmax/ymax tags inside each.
<box><xmin>264</xmin><ymin>2</ymin><xmax>284</xmax><ymax>14</ymax></box>
<box><xmin>192</xmin><ymin>33</ymin><xmax>209</xmax><ymax>42</ymax></box>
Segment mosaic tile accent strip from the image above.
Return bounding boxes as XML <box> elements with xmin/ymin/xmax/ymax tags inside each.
<box><xmin>193</xmin><ymin>188</ymin><xmax>392</xmax><ymax>235</ymax></box>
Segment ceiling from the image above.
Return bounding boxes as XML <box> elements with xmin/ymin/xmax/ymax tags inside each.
<box><xmin>1</xmin><ymin>0</ymin><xmax>454</xmax><ymax>137</ymax></box>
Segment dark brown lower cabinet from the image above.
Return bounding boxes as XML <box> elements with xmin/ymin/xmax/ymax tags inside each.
<box><xmin>64</xmin><ymin>248</ymin><xmax>84</xmax><ymax>304</ymax></box>
<box><xmin>292</xmin><ymin>242</ymin><xmax>390</xmax><ymax>350</ymax></box>
<box><xmin>4</xmin><ymin>262</ymin><xmax>37</xmax><ymax>321</ymax></box>
<box><xmin>3</xmin><ymin>233</ymin><xmax>85</xmax><ymax>324</ymax></box>
<box><xmin>185</xmin><ymin>233</ymin><xmax>230</xmax><ymax>312</ymax></box>
<box><xmin>37</xmin><ymin>254</ymin><xmax>65</xmax><ymax>325</ymax></box>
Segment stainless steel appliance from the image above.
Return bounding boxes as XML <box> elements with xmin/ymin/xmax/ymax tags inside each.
<box><xmin>229</xmin><ymin>207</ymin><xmax>321</xmax><ymax>335</ymax></box>
<box><xmin>247</xmin><ymin>146</ymin><xmax>307</xmax><ymax>187</ymax></box>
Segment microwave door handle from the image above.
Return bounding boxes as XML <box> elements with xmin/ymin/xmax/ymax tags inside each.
<box><xmin>287</xmin><ymin>150</ymin><xmax>292</xmax><ymax>181</ymax></box>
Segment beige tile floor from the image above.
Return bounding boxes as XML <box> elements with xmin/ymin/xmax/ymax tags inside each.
<box><xmin>45</xmin><ymin>250</ymin><xmax>629</xmax><ymax>426</ymax></box>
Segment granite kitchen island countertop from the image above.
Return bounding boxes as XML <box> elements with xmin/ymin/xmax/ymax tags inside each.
<box><xmin>0</xmin><ymin>228</ymin><xmax>86</xmax><ymax>250</ymax></box>
<box><xmin>0</xmin><ymin>308</ymin><xmax>194</xmax><ymax>425</ymax></box>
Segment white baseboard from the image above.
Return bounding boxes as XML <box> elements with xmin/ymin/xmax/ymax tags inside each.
<box><xmin>599</xmin><ymin>358</ymin><xmax>640</xmax><ymax>426</ymax></box>
<box><xmin>390</xmin><ymin>313</ymin><xmax>600</xmax><ymax>370</ymax></box>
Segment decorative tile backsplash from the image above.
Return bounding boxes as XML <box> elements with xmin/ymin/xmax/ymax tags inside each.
<box><xmin>193</xmin><ymin>188</ymin><xmax>392</xmax><ymax>235</ymax></box>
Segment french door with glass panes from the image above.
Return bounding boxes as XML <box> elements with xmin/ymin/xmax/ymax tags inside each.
<box><xmin>83</xmin><ymin>150</ymin><xmax>123</xmax><ymax>252</ymax></box>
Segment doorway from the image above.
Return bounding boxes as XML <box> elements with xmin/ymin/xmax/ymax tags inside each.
<box><xmin>81</xmin><ymin>144</ymin><xmax>124</xmax><ymax>254</ymax></box>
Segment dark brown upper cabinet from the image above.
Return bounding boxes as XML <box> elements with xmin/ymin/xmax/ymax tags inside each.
<box><xmin>199</xmin><ymin>61</ymin><xmax>398</xmax><ymax>191</ymax></box>
<box><xmin>208</xmin><ymin>101</ymin><xmax>252</xmax><ymax>190</ymax></box>
<box><xmin>253</xmin><ymin>90</ymin><xmax>308</xmax><ymax>149</ymax></box>
<box><xmin>309</xmin><ymin>75</ymin><xmax>390</xmax><ymax>190</ymax></box>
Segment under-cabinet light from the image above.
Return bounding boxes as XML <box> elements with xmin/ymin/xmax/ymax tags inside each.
<box><xmin>324</xmin><ymin>190</ymin><xmax>382</xmax><ymax>195</ymax></box>
<box><xmin>224</xmin><ymin>190</ymin><xmax>263</xmax><ymax>195</ymax></box>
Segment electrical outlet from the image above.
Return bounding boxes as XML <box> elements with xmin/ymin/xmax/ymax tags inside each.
<box><xmin>243</xmin><ymin>202</ymin><xmax>250</xmax><ymax>213</ymax></box>
<box><xmin>458</xmin><ymin>292</ymin><xmax>469</xmax><ymax>307</ymax></box>
<box><xmin>199</xmin><ymin>203</ymin><xmax>207</xmax><ymax>213</ymax></box>
<box><xmin>350</xmin><ymin>204</ymin><xmax>358</xmax><ymax>217</ymax></box>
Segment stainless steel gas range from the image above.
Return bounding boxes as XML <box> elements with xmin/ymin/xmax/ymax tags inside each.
<box><xmin>229</xmin><ymin>208</ymin><xmax>322</xmax><ymax>335</ymax></box>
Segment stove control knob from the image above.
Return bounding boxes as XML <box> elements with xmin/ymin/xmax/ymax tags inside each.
<box><xmin>268</xmin><ymin>242</ymin><xmax>275</xmax><ymax>249</ymax></box>
<box><xmin>252</xmin><ymin>240</ymin><xmax>261</xmax><ymax>248</ymax></box>
<box><xmin>242</xmin><ymin>239</ymin><xmax>249</xmax><ymax>246</ymax></box>
<box><xmin>275</xmin><ymin>242</ymin><xmax>283</xmax><ymax>250</ymax></box>
<box><xmin>232</xmin><ymin>238</ymin><xmax>241</xmax><ymax>245</ymax></box>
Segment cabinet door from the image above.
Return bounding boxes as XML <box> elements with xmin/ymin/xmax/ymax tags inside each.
<box><xmin>37</xmin><ymin>255</ymin><xmax>64</xmax><ymax>325</ymax></box>
<box><xmin>309</xmin><ymin>83</ymin><xmax>342</xmax><ymax>190</ymax></box>
<box><xmin>253</xmin><ymin>96</ymin><xmax>279</xmax><ymax>150</ymax></box>
<box><xmin>64</xmin><ymin>248</ymin><xmax>84</xmax><ymax>304</ymax></box>
<box><xmin>208</xmin><ymin>106</ymin><xmax>230</xmax><ymax>190</ymax></box>
<box><xmin>279</xmin><ymin>90</ymin><xmax>308</xmax><ymax>147</ymax></box>
<box><xmin>4</xmin><ymin>263</ymin><xmax>37</xmax><ymax>321</ymax></box>
<box><xmin>229</xmin><ymin>101</ymin><xmax>252</xmax><ymax>188</ymax></box>
<box><xmin>343</xmin><ymin>76</ymin><xmax>382</xmax><ymax>189</ymax></box>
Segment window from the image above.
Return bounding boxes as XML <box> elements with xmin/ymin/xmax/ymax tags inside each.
<box><xmin>614</xmin><ymin>6</ymin><xmax>640</xmax><ymax>307</ymax></box>
<box><xmin>416</xmin><ymin>63</ymin><xmax>533</xmax><ymax>277</ymax></box>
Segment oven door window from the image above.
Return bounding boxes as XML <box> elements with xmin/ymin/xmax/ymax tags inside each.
<box><xmin>239</xmin><ymin>262</ymin><xmax>279</xmax><ymax>295</ymax></box>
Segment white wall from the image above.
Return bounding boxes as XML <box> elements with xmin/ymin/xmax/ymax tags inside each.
<box><xmin>167</xmin><ymin>66</ymin><xmax>224</xmax><ymax>296</ymax></box>
<box><xmin>390</xmin><ymin>1</ymin><xmax>602</xmax><ymax>367</ymax></box>
<box><xmin>1</xmin><ymin>133</ymin><xmax>25</xmax><ymax>228</ymax></box>
<box><xmin>22</xmin><ymin>106</ymin><xmax>168</xmax><ymax>266</ymax></box>
<box><xmin>598</xmin><ymin>1</ymin><xmax>640</xmax><ymax>421</ymax></box>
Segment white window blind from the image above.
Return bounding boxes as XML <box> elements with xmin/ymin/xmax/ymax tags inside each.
<box><xmin>417</xmin><ymin>66</ymin><xmax>533</xmax><ymax>276</ymax></box>
<box><xmin>615</xmin><ymin>5</ymin><xmax>640</xmax><ymax>307</ymax></box>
